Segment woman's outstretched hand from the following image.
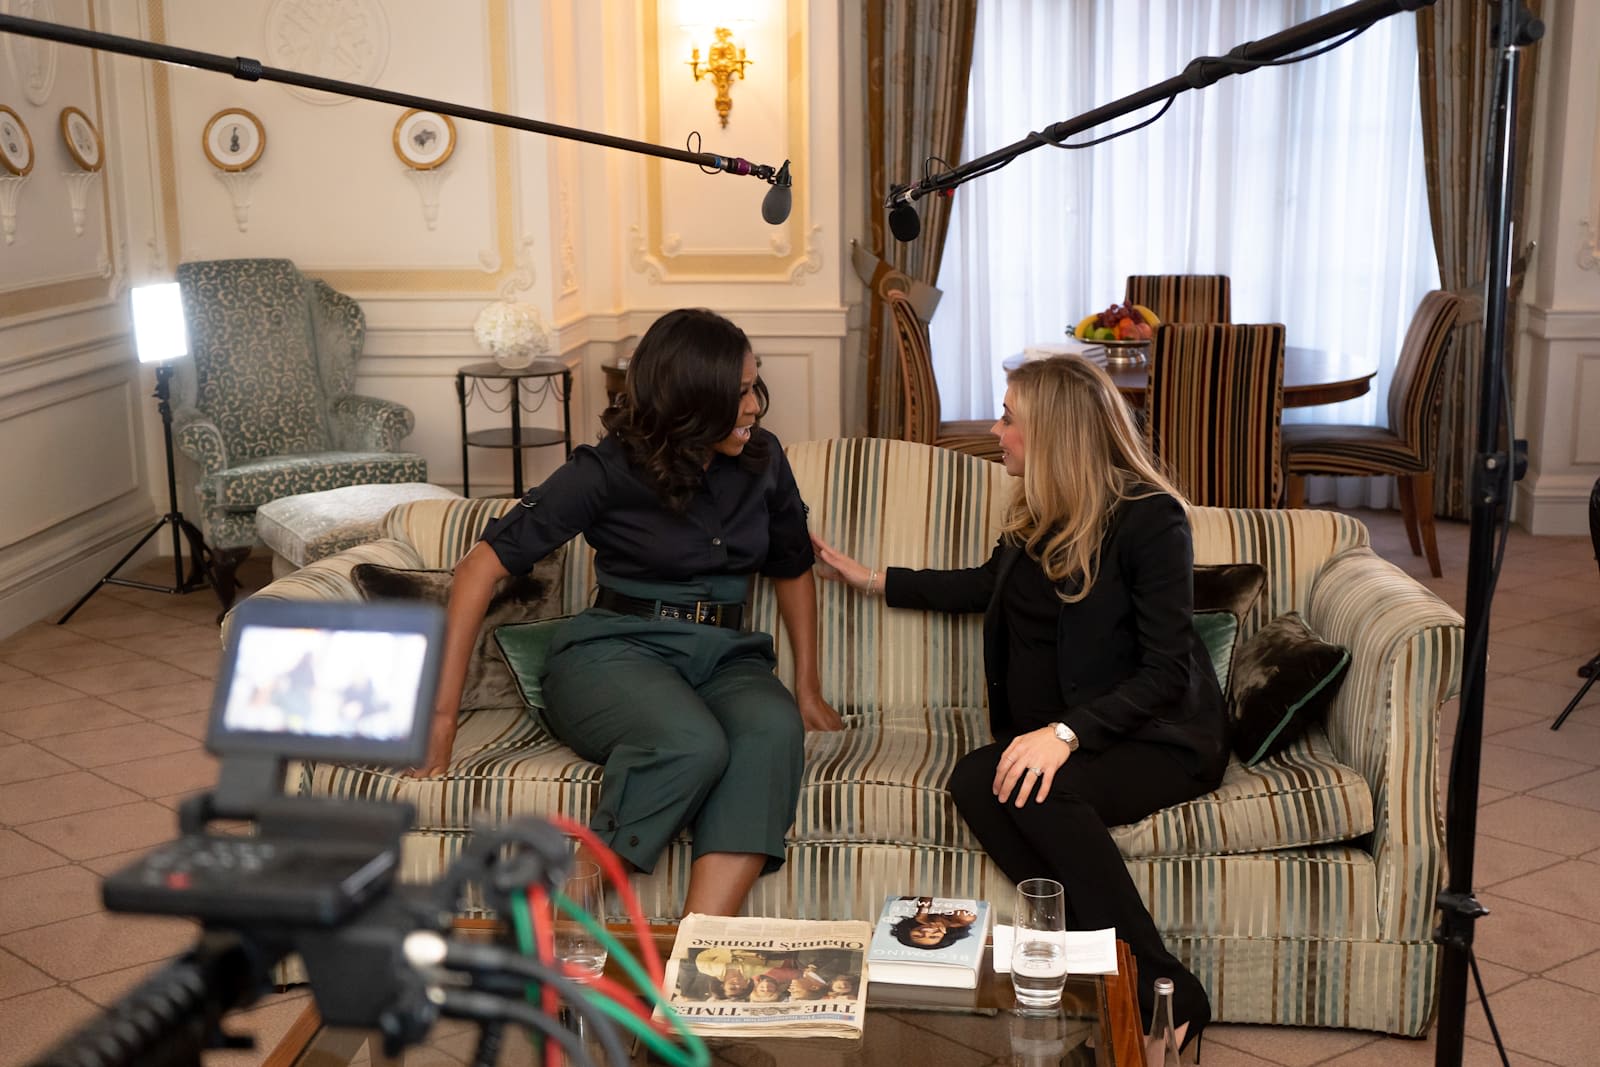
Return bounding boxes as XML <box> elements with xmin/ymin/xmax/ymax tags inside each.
<box><xmin>797</xmin><ymin>687</ymin><xmax>844</xmax><ymax>732</ymax></box>
<box><xmin>406</xmin><ymin>708</ymin><xmax>459</xmax><ymax>778</ymax></box>
<box><xmin>810</xmin><ymin>534</ymin><xmax>878</xmax><ymax>594</ymax></box>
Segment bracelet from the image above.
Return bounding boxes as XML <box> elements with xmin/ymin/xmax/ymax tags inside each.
<box><xmin>866</xmin><ymin>568</ymin><xmax>879</xmax><ymax>595</ymax></box>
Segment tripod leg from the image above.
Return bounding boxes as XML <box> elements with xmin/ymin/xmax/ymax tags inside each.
<box><xmin>57</xmin><ymin>518</ymin><xmax>170</xmax><ymax>625</ymax></box>
<box><xmin>1551</xmin><ymin>653</ymin><xmax>1600</xmax><ymax>731</ymax></box>
<box><xmin>177</xmin><ymin>518</ymin><xmax>213</xmax><ymax>590</ymax></box>
<box><xmin>209</xmin><ymin>547</ymin><xmax>250</xmax><ymax>621</ymax></box>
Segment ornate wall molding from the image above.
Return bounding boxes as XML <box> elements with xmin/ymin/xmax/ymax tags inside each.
<box><xmin>264</xmin><ymin>0</ymin><xmax>391</xmax><ymax>106</ymax></box>
<box><xmin>1583</xmin><ymin>68</ymin><xmax>1600</xmax><ymax>271</ymax></box>
<box><xmin>789</xmin><ymin>225</ymin><xmax>823</xmax><ymax>284</ymax></box>
<box><xmin>628</xmin><ymin>224</ymin><xmax>663</xmax><ymax>284</ymax></box>
<box><xmin>4</xmin><ymin>0</ymin><xmax>58</xmax><ymax>105</ymax></box>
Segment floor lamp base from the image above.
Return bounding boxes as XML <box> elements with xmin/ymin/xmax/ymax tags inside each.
<box><xmin>57</xmin><ymin>511</ymin><xmax>215</xmax><ymax>625</ymax></box>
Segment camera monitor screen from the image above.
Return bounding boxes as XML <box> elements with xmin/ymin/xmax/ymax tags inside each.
<box><xmin>207</xmin><ymin>599</ymin><xmax>445</xmax><ymax>767</ymax></box>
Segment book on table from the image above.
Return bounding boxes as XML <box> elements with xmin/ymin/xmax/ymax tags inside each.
<box><xmin>865</xmin><ymin>894</ymin><xmax>992</xmax><ymax>989</ymax></box>
<box><xmin>657</xmin><ymin>913</ymin><xmax>873</xmax><ymax>1039</ymax></box>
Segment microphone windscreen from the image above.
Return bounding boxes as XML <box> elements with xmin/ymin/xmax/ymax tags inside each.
<box><xmin>888</xmin><ymin>201</ymin><xmax>922</xmax><ymax>242</ymax></box>
<box><xmin>761</xmin><ymin>183</ymin><xmax>792</xmax><ymax>225</ymax></box>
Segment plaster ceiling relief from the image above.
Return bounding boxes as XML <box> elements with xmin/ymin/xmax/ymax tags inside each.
<box><xmin>265</xmin><ymin>0</ymin><xmax>391</xmax><ymax>106</ymax></box>
<box><xmin>3</xmin><ymin>0</ymin><xmax>58</xmax><ymax>105</ymax></box>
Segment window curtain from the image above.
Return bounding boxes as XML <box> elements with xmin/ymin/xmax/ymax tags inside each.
<box><xmin>932</xmin><ymin>1</ymin><xmax>1440</xmax><ymax>509</ymax></box>
<box><xmin>863</xmin><ymin>0</ymin><xmax>978</xmax><ymax>436</ymax></box>
<box><xmin>1418</xmin><ymin>0</ymin><xmax>1543</xmax><ymax>520</ymax></box>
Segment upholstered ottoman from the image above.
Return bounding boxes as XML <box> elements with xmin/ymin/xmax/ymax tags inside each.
<box><xmin>255</xmin><ymin>483</ymin><xmax>461</xmax><ymax>577</ymax></box>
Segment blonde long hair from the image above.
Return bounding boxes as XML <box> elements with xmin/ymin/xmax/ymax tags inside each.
<box><xmin>1002</xmin><ymin>356</ymin><xmax>1184</xmax><ymax>602</ymax></box>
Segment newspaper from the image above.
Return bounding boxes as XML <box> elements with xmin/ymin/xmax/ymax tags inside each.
<box><xmin>657</xmin><ymin>913</ymin><xmax>874</xmax><ymax>1039</ymax></box>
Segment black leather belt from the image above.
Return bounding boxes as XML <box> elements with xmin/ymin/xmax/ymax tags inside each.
<box><xmin>593</xmin><ymin>587</ymin><xmax>745</xmax><ymax>630</ymax></box>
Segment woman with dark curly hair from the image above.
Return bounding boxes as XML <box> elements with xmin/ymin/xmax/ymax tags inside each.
<box><xmin>417</xmin><ymin>308</ymin><xmax>840</xmax><ymax>915</ymax></box>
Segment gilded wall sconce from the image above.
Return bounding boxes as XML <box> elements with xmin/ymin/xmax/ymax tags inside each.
<box><xmin>688</xmin><ymin>26</ymin><xmax>751</xmax><ymax>128</ymax></box>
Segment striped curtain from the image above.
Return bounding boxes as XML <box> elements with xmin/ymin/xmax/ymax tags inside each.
<box><xmin>1417</xmin><ymin>1</ymin><xmax>1543</xmax><ymax>518</ymax></box>
<box><xmin>863</xmin><ymin>0</ymin><xmax>978</xmax><ymax>436</ymax></box>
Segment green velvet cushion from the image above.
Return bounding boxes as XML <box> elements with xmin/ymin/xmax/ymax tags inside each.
<box><xmin>1229</xmin><ymin>612</ymin><xmax>1351</xmax><ymax>766</ymax></box>
<box><xmin>350</xmin><ymin>545</ymin><xmax>566</xmax><ymax>713</ymax></box>
<box><xmin>493</xmin><ymin>616</ymin><xmax>575</xmax><ymax>711</ymax></box>
<box><xmin>1194</xmin><ymin>611</ymin><xmax>1241</xmax><ymax>691</ymax></box>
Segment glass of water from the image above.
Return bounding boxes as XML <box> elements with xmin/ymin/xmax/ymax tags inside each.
<box><xmin>554</xmin><ymin>861</ymin><xmax>608</xmax><ymax>980</ymax></box>
<box><xmin>1011</xmin><ymin>877</ymin><xmax>1068</xmax><ymax>1012</ymax></box>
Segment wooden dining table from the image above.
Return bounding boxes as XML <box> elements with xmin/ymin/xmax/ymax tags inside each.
<box><xmin>1011</xmin><ymin>343</ymin><xmax>1376</xmax><ymax>409</ymax></box>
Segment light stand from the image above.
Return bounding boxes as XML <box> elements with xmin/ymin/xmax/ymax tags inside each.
<box><xmin>58</xmin><ymin>283</ymin><xmax>212</xmax><ymax>625</ymax></box>
<box><xmin>1433</xmin><ymin>3</ymin><xmax>1542</xmax><ymax>1065</ymax></box>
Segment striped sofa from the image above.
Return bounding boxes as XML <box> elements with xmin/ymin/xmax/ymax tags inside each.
<box><xmin>246</xmin><ymin>438</ymin><xmax>1462</xmax><ymax>1036</ymax></box>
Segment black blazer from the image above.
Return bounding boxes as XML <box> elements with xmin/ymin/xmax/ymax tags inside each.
<box><xmin>885</xmin><ymin>492</ymin><xmax>1227</xmax><ymax>780</ymax></box>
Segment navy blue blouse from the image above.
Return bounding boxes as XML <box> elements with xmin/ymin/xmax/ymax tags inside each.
<box><xmin>480</xmin><ymin>428</ymin><xmax>815</xmax><ymax>582</ymax></box>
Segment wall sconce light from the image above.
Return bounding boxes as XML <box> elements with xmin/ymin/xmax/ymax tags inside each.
<box><xmin>688</xmin><ymin>26</ymin><xmax>751</xmax><ymax>128</ymax></box>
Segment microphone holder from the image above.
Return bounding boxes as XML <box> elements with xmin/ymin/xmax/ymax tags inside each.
<box><xmin>883</xmin><ymin>0</ymin><xmax>1435</xmax><ymax>222</ymax></box>
<box><xmin>0</xmin><ymin>14</ymin><xmax>790</xmax><ymax>199</ymax></box>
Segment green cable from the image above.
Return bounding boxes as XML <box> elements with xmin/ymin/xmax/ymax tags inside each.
<box><xmin>545</xmin><ymin>889</ymin><xmax>709</xmax><ymax>1067</ymax></box>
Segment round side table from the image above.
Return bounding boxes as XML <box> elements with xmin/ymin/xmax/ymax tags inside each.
<box><xmin>455</xmin><ymin>359</ymin><xmax>572</xmax><ymax>497</ymax></box>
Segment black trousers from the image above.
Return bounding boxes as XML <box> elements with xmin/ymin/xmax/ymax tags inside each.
<box><xmin>948</xmin><ymin>738</ymin><xmax>1221</xmax><ymax>1025</ymax></box>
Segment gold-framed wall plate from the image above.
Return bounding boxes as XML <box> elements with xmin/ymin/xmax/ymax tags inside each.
<box><xmin>202</xmin><ymin>108</ymin><xmax>266</xmax><ymax>171</ymax></box>
<box><xmin>0</xmin><ymin>105</ymin><xmax>35</xmax><ymax>176</ymax></box>
<box><xmin>60</xmin><ymin>106</ymin><xmax>103</xmax><ymax>172</ymax></box>
<box><xmin>393</xmin><ymin>108</ymin><xmax>455</xmax><ymax>170</ymax></box>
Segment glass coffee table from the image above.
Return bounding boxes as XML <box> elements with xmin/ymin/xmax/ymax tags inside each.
<box><xmin>266</xmin><ymin>926</ymin><xmax>1148</xmax><ymax>1066</ymax></box>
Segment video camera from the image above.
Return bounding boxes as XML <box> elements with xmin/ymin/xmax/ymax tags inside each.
<box><xmin>29</xmin><ymin>599</ymin><xmax>666</xmax><ymax>1067</ymax></box>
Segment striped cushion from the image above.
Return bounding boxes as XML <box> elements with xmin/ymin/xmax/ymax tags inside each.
<box><xmin>1125</xmin><ymin>274</ymin><xmax>1233</xmax><ymax>323</ymax></box>
<box><xmin>1284</xmin><ymin>290</ymin><xmax>1462</xmax><ymax>478</ymax></box>
<box><xmin>1146</xmin><ymin>324</ymin><xmax>1286</xmax><ymax>508</ymax></box>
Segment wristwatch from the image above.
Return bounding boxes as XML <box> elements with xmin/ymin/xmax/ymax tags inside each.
<box><xmin>1049</xmin><ymin>721</ymin><xmax>1080</xmax><ymax>753</ymax></box>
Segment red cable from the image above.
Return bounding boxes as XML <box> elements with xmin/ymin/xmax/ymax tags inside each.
<box><xmin>526</xmin><ymin>884</ymin><xmax>562</xmax><ymax>1067</ymax></box>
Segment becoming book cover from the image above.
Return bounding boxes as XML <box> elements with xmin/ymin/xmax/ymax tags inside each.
<box><xmin>866</xmin><ymin>895</ymin><xmax>991</xmax><ymax>989</ymax></box>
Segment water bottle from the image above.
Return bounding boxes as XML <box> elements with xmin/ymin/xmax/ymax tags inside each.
<box><xmin>1148</xmin><ymin>977</ymin><xmax>1183</xmax><ymax>1066</ymax></box>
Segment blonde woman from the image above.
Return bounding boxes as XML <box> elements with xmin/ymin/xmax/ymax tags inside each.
<box><xmin>811</xmin><ymin>356</ymin><xmax>1224</xmax><ymax>1055</ymax></box>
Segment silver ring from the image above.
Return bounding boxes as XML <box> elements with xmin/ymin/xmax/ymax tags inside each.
<box><xmin>1027</xmin><ymin>767</ymin><xmax>1042</xmax><ymax>776</ymax></box>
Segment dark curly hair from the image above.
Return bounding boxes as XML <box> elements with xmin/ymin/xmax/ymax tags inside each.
<box><xmin>889</xmin><ymin>914</ymin><xmax>974</xmax><ymax>950</ymax></box>
<box><xmin>600</xmin><ymin>308</ymin><xmax>770</xmax><ymax>513</ymax></box>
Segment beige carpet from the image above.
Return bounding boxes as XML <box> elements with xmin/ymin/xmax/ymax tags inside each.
<box><xmin>1</xmin><ymin>510</ymin><xmax>1596</xmax><ymax>1066</ymax></box>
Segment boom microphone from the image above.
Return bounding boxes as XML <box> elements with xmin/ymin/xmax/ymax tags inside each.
<box><xmin>761</xmin><ymin>161</ymin><xmax>793</xmax><ymax>225</ymax></box>
<box><xmin>887</xmin><ymin>187</ymin><xmax>922</xmax><ymax>243</ymax></box>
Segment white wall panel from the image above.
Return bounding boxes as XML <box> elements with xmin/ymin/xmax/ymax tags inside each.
<box><xmin>0</xmin><ymin>372</ymin><xmax>141</xmax><ymax>544</ymax></box>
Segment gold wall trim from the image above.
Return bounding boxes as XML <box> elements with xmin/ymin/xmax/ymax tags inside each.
<box><xmin>642</xmin><ymin>0</ymin><xmax>809</xmax><ymax>279</ymax></box>
<box><xmin>150</xmin><ymin>0</ymin><xmax>519</xmax><ymax>294</ymax></box>
<box><xmin>148</xmin><ymin>0</ymin><xmax>181</xmax><ymax>269</ymax></box>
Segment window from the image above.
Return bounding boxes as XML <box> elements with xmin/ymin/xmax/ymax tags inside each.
<box><xmin>932</xmin><ymin>0</ymin><xmax>1440</xmax><ymax>477</ymax></box>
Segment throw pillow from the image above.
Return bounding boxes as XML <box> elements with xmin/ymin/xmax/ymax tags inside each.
<box><xmin>1194</xmin><ymin>563</ymin><xmax>1267</xmax><ymax>622</ymax></box>
<box><xmin>1192</xmin><ymin>562</ymin><xmax>1267</xmax><ymax>693</ymax></box>
<box><xmin>1229</xmin><ymin>612</ymin><xmax>1351</xmax><ymax>766</ymax></box>
<box><xmin>493</xmin><ymin>616</ymin><xmax>575</xmax><ymax>711</ymax></box>
<box><xmin>1193</xmin><ymin>611</ymin><xmax>1241</xmax><ymax>691</ymax></box>
<box><xmin>350</xmin><ymin>546</ymin><xmax>566</xmax><ymax>713</ymax></box>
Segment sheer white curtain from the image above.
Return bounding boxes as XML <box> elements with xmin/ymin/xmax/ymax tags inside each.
<box><xmin>931</xmin><ymin>0</ymin><xmax>1440</xmax><ymax>508</ymax></box>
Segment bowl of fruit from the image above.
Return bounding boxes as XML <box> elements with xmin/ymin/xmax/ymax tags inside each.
<box><xmin>1071</xmin><ymin>301</ymin><xmax>1161</xmax><ymax>366</ymax></box>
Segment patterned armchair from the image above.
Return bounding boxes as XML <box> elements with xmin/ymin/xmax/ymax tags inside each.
<box><xmin>243</xmin><ymin>439</ymin><xmax>1462</xmax><ymax>1036</ymax></box>
<box><xmin>172</xmin><ymin>259</ymin><xmax>427</xmax><ymax>601</ymax></box>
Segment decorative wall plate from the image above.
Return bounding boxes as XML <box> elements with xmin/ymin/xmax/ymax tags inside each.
<box><xmin>202</xmin><ymin>108</ymin><xmax>266</xmax><ymax>171</ymax></box>
<box><xmin>393</xmin><ymin>109</ymin><xmax>455</xmax><ymax>170</ymax></box>
<box><xmin>59</xmin><ymin>106</ymin><xmax>102</xmax><ymax>172</ymax></box>
<box><xmin>0</xmin><ymin>106</ymin><xmax>34</xmax><ymax>176</ymax></box>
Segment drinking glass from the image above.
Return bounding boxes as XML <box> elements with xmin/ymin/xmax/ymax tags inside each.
<box><xmin>1011</xmin><ymin>877</ymin><xmax>1068</xmax><ymax>1012</ymax></box>
<box><xmin>554</xmin><ymin>861</ymin><xmax>608</xmax><ymax>980</ymax></box>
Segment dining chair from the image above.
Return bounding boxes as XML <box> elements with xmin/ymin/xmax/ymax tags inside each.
<box><xmin>1145</xmin><ymin>323</ymin><xmax>1286</xmax><ymax>508</ymax></box>
<box><xmin>1125</xmin><ymin>274</ymin><xmax>1233</xmax><ymax>324</ymax></box>
<box><xmin>882</xmin><ymin>284</ymin><xmax>1002</xmax><ymax>462</ymax></box>
<box><xmin>1283</xmin><ymin>290</ymin><xmax>1464</xmax><ymax>578</ymax></box>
